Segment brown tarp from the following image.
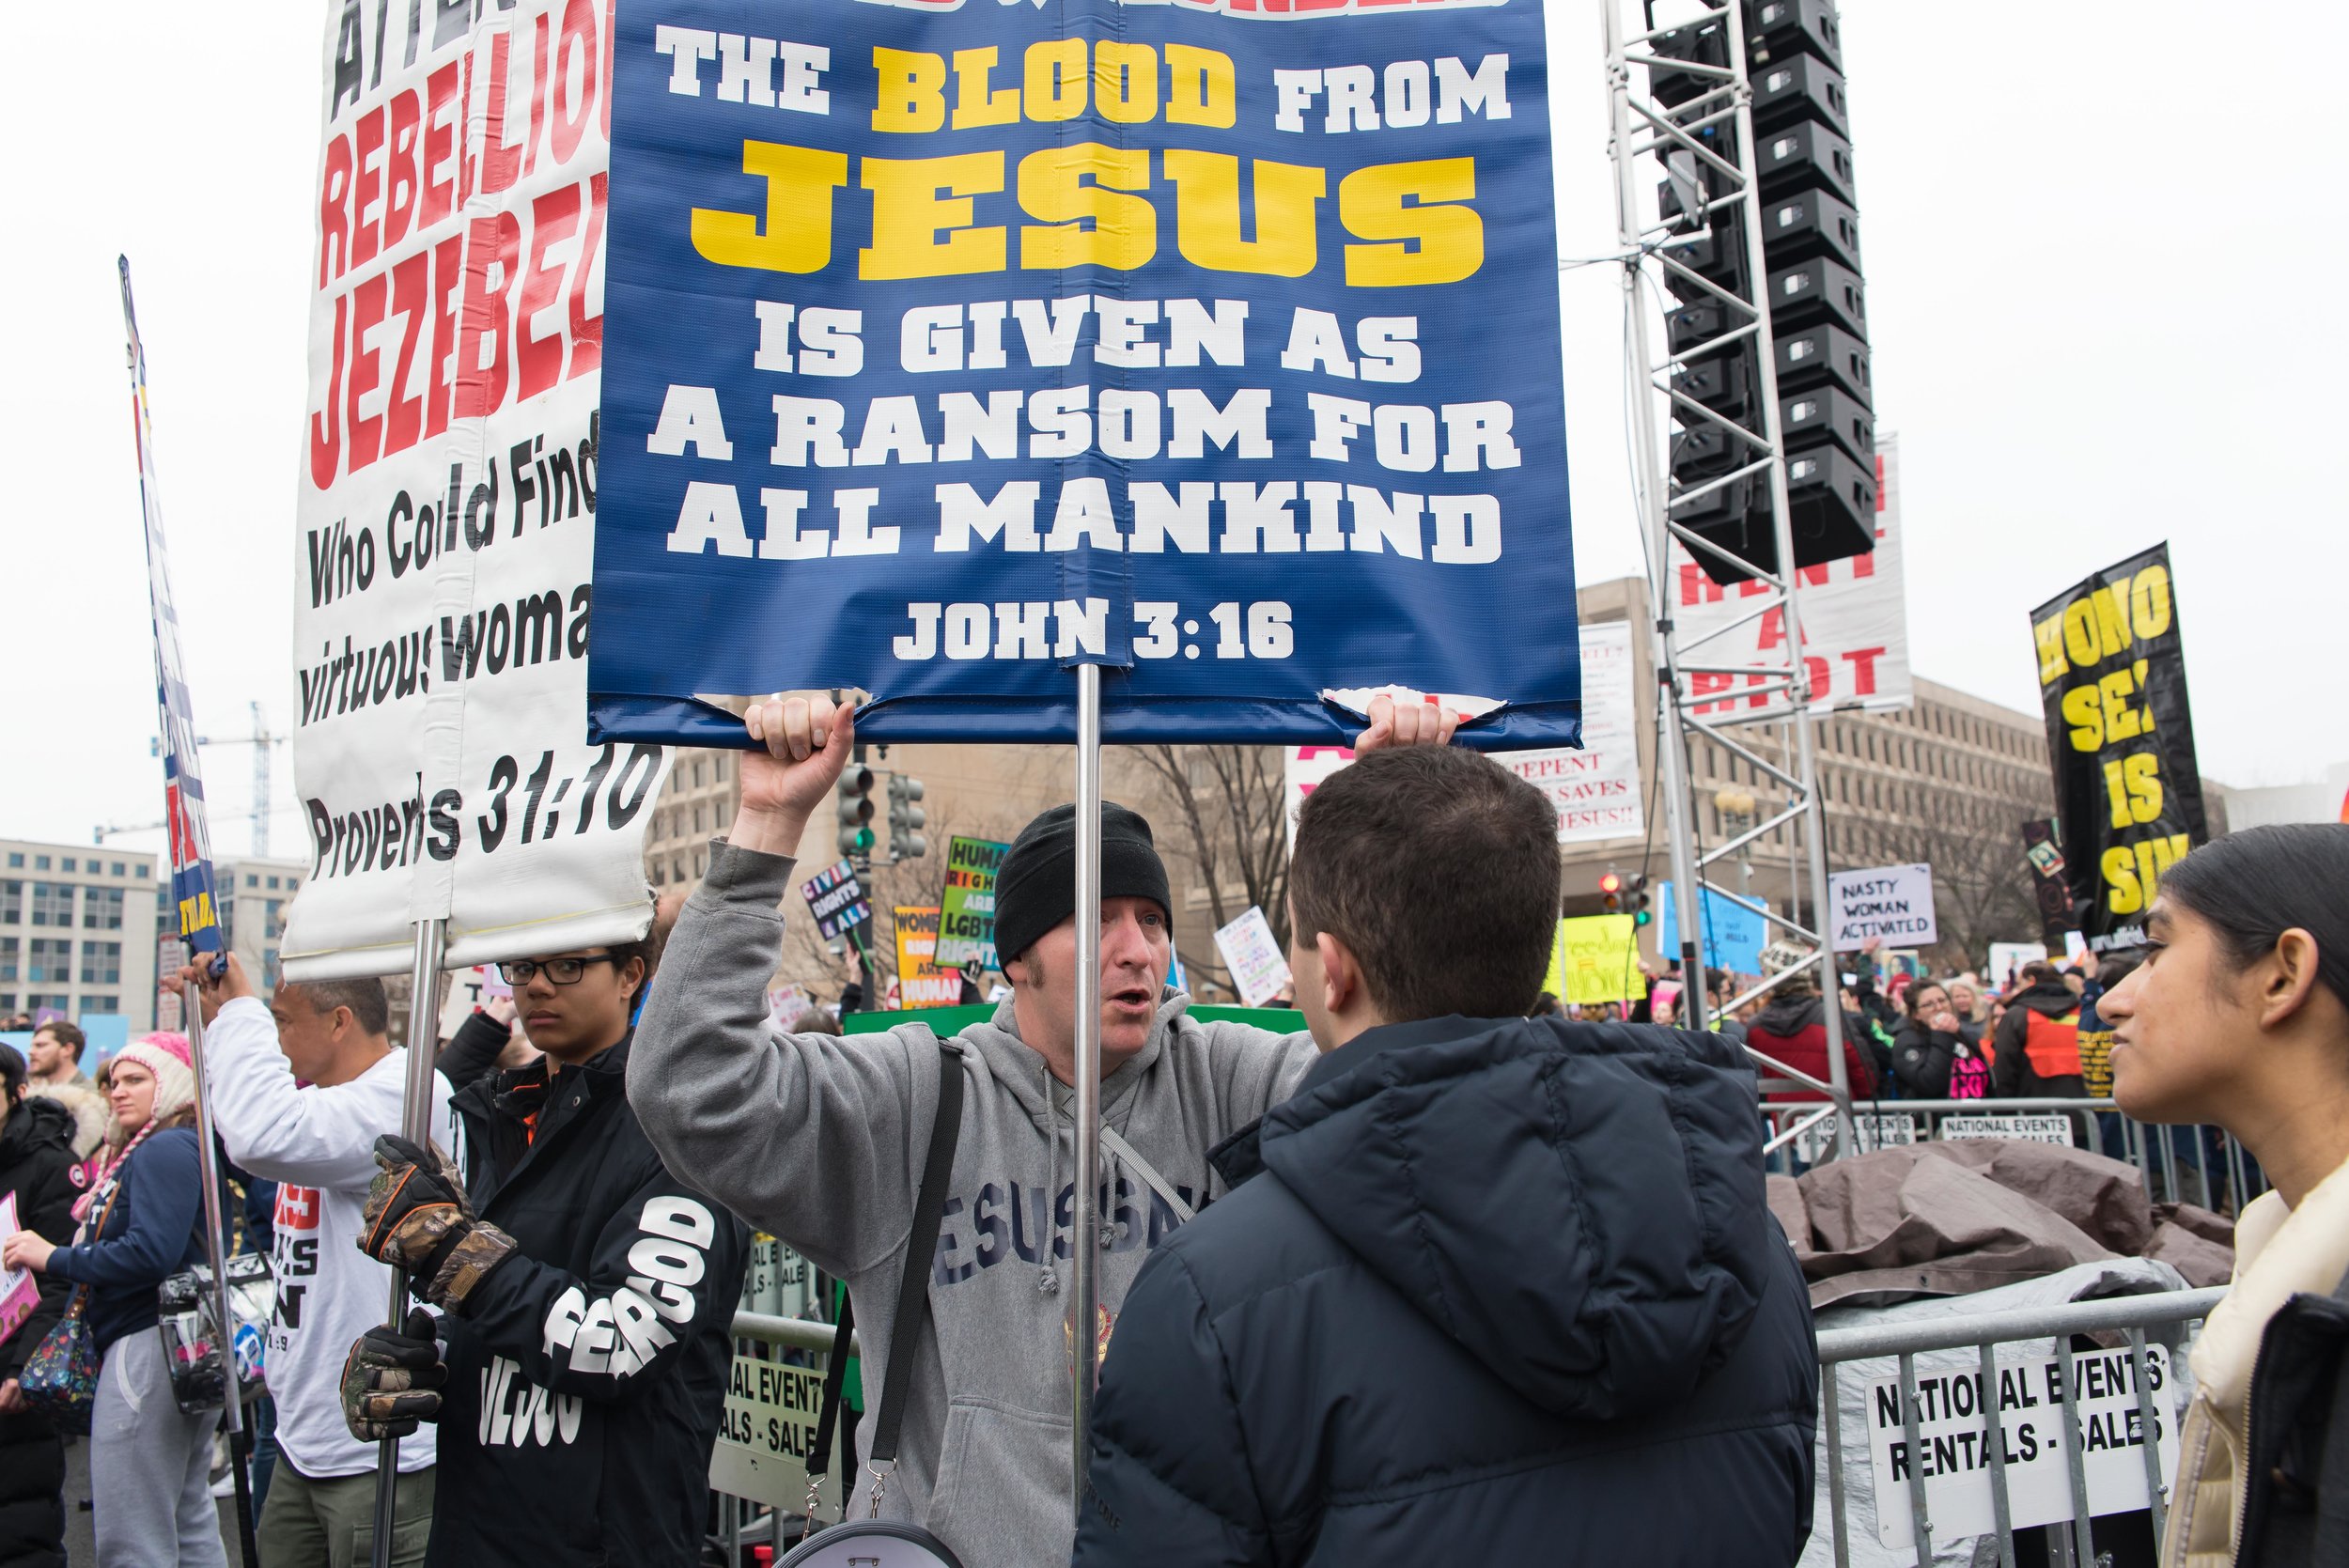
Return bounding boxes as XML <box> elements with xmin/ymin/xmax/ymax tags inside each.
<box><xmin>1770</xmin><ymin>1139</ymin><xmax>2234</xmax><ymax>1307</ymax></box>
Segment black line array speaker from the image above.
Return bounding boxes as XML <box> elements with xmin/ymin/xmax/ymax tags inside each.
<box><xmin>1652</xmin><ymin>1</ymin><xmax>1876</xmax><ymax>584</ymax></box>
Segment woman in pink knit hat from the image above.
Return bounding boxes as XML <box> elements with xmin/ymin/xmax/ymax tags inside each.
<box><xmin>3</xmin><ymin>1032</ymin><xmax>229</xmax><ymax>1566</ymax></box>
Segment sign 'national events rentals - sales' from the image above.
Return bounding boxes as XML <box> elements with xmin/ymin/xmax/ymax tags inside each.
<box><xmin>587</xmin><ymin>0</ymin><xmax>1579</xmax><ymax>746</ymax></box>
<box><xmin>2030</xmin><ymin>544</ymin><xmax>2207</xmax><ymax>954</ymax></box>
<box><xmin>283</xmin><ymin>2</ymin><xmax>673</xmax><ymax>979</ymax></box>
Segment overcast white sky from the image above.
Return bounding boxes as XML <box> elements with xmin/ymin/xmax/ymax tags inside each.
<box><xmin>2</xmin><ymin>3</ymin><xmax>2340</xmax><ymax>862</ymax></box>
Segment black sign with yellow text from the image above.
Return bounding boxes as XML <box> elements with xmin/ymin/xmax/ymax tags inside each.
<box><xmin>2030</xmin><ymin>544</ymin><xmax>2207</xmax><ymax>952</ymax></box>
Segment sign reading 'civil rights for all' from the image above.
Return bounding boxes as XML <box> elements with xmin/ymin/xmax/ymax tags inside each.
<box><xmin>589</xmin><ymin>0</ymin><xmax>1579</xmax><ymax>747</ymax></box>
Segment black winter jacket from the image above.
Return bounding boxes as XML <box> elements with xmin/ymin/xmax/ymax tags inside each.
<box><xmin>2236</xmin><ymin>1266</ymin><xmax>2349</xmax><ymax>1564</ymax></box>
<box><xmin>430</xmin><ymin>1034</ymin><xmax>749</xmax><ymax>1568</ymax></box>
<box><xmin>0</xmin><ymin>1097</ymin><xmax>78</xmax><ymax>1568</ymax></box>
<box><xmin>1889</xmin><ymin>1016</ymin><xmax>1986</xmax><ymax>1098</ymax></box>
<box><xmin>1074</xmin><ymin>1016</ymin><xmax>1819</xmax><ymax>1568</ymax></box>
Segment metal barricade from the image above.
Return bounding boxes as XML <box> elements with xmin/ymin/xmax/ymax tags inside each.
<box><xmin>709</xmin><ymin>1312</ymin><xmax>856</xmax><ymax>1563</ymax></box>
<box><xmin>1760</xmin><ymin>1097</ymin><xmax>2267</xmax><ymax>1212</ymax></box>
<box><xmin>1815</xmin><ymin>1286</ymin><xmax>2224</xmax><ymax>1567</ymax></box>
<box><xmin>734</xmin><ymin>1310</ymin><xmax>848</xmax><ymax>1355</ymax></box>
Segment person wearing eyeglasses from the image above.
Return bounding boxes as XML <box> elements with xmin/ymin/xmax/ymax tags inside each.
<box><xmin>339</xmin><ymin>932</ymin><xmax>750</xmax><ymax>1568</ymax></box>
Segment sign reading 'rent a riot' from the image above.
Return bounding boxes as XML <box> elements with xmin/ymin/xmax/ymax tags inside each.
<box><xmin>588</xmin><ymin>0</ymin><xmax>1579</xmax><ymax>746</ymax></box>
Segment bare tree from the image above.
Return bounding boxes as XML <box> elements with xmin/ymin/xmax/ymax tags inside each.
<box><xmin>1835</xmin><ymin>781</ymin><xmax>2048</xmax><ymax>970</ymax></box>
<box><xmin>1117</xmin><ymin>745</ymin><xmax>1292</xmax><ymax>992</ymax></box>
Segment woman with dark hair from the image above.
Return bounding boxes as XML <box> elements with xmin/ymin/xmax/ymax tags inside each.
<box><xmin>2097</xmin><ymin>823</ymin><xmax>2349</xmax><ymax>1567</ymax></box>
<box><xmin>1888</xmin><ymin>979</ymin><xmax>1988</xmax><ymax>1099</ymax></box>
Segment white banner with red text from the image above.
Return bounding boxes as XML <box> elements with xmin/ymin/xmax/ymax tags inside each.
<box><xmin>282</xmin><ymin>0</ymin><xmax>671</xmax><ymax>981</ymax></box>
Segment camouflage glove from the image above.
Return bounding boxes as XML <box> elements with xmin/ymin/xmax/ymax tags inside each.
<box><xmin>340</xmin><ymin>1308</ymin><xmax>446</xmax><ymax>1441</ymax></box>
<box><xmin>358</xmin><ymin>1135</ymin><xmax>517</xmax><ymax>1309</ymax></box>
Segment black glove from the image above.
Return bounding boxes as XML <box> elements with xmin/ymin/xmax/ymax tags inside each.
<box><xmin>358</xmin><ymin>1134</ymin><xmax>516</xmax><ymax>1308</ymax></box>
<box><xmin>341</xmin><ymin>1308</ymin><xmax>446</xmax><ymax>1441</ymax></box>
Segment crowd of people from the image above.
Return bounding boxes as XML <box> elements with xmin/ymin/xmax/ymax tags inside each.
<box><xmin>0</xmin><ymin>709</ymin><xmax>2341</xmax><ymax>1568</ymax></box>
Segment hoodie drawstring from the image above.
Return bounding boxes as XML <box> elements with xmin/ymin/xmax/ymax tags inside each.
<box><xmin>1038</xmin><ymin>1066</ymin><xmax>1061</xmax><ymax>1296</ymax></box>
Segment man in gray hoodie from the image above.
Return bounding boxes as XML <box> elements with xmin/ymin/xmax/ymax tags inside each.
<box><xmin>629</xmin><ymin>691</ymin><xmax>1455</xmax><ymax>1568</ymax></box>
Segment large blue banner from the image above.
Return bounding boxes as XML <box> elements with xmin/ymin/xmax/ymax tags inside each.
<box><xmin>1657</xmin><ymin>880</ymin><xmax>1767</xmax><ymax>978</ymax></box>
<box><xmin>589</xmin><ymin>0</ymin><xmax>1578</xmax><ymax>745</ymax></box>
<box><xmin>122</xmin><ymin>258</ymin><xmax>225</xmax><ymax>958</ymax></box>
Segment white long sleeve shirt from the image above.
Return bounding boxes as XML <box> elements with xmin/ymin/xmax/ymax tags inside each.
<box><xmin>204</xmin><ymin>995</ymin><xmax>457</xmax><ymax>1479</ymax></box>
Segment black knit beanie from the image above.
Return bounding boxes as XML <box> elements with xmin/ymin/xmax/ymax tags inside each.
<box><xmin>990</xmin><ymin>802</ymin><xmax>1172</xmax><ymax>968</ymax></box>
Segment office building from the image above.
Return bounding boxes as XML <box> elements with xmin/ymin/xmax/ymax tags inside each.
<box><xmin>0</xmin><ymin>839</ymin><xmax>163</xmax><ymax>1028</ymax></box>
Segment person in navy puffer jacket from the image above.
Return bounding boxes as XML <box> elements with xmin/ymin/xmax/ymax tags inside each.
<box><xmin>1074</xmin><ymin>746</ymin><xmax>1818</xmax><ymax>1568</ymax></box>
<box><xmin>3</xmin><ymin>1032</ymin><xmax>226</xmax><ymax>1568</ymax></box>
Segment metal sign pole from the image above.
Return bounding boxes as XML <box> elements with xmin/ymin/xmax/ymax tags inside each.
<box><xmin>179</xmin><ymin>984</ymin><xmax>243</xmax><ymax>1436</ymax></box>
<box><xmin>182</xmin><ymin>972</ymin><xmax>262</xmax><ymax>1568</ymax></box>
<box><xmin>370</xmin><ymin>917</ymin><xmax>448</xmax><ymax>1568</ymax></box>
<box><xmin>179</xmin><ymin>980</ymin><xmax>247</xmax><ymax>1449</ymax></box>
<box><xmin>1068</xmin><ymin>663</ymin><xmax>1104</xmax><ymax>1519</ymax></box>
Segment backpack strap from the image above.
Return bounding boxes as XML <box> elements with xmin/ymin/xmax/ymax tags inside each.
<box><xmin>801</xmin><ymin>1032</ymin><xmax>966</xmax><ymax>1526</ymax></box>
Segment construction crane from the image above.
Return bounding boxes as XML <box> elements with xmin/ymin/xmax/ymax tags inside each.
<box><xmin>100</xmin><ymin>701</ymin><xmax>286</xmax><ymax>855</ymax></box>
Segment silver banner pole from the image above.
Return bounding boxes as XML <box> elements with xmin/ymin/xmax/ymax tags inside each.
<box><xmin>1068</xmin><ymin>663</ymin><xmax>1104</xmax><ymax>1519</ymax></box>
<box><xmin>369</xmin><ymin>918</ymin><xmax>448</xmax><ymax>1568</ymax></box>
<box><xmin>180</xmin><ymin>978</ymin><xmax>243</xmax><ymax>1444</ymax></box>
<box><xmin>181</xmin><ymin>967</ymin><xmax>259</xmax><ymax>1567</ymax></box>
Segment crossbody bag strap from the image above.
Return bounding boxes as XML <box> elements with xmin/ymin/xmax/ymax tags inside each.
<box><xmin>801</xmin><ymin>1033</ymin><xmax>966</xmax><ymax>1535</ymax></box>
<box><xmin>801</xmin><ymin>1295</ymin><xmax>856</xmax><ymax>1489</ymax></box>
<box><xmin>870</xmin><ymin>1036</ymin><xmax>965</xmax><ymax>1467</ymax></box>
<box><xmin>57</xmin><ymin>1160</ymin><xmax>135</xmax><ymax>1325</ymax></box>
<box><xmin>1100</xmin><ymin>1124</ymin><xmax>1194</xmax><ymax>1224</ymax></box>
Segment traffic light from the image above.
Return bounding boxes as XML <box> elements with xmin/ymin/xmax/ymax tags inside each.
<box><xmin>887</xmin><ymin>774</ymin><xmax>927</xmax><ymax>862</ymax></box>
<box><xmin>836</xmin><ymin>764</ymin><xmax>876</xmax><ymax>858</ymax></box>
<box><xmin>1629</xmin><ymin>874</ymin><xmax>1655</xmax><ymax>928</ymax></box>
<box><xmin>1600</xmin><ymin>870</ymin><xmax>1624</xmax><ymax>913</ymax></box>
<box><xmin>1655</xmin><ymin>0</ymin><xmax>1876</xmax><ymax>585</ymax></box>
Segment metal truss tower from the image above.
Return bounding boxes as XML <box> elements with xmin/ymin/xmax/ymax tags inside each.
<box><xmin>1604</xmin><ymin>0</ymin><xmax>1855</xmax><ymax>1153</ymax></box>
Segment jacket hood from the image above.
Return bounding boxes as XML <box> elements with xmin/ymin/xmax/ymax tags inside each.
<box><xmin>1256</xmin><ymin>1015</ymin><xmax>1778</xmax><ymax>1421</ymax></box>
<box><xmin>2013</xmin><ymin>982</ymin><xmax>2079</xmax><ymax>1017</ymax></box>
<box><xmin>2</xmin><ymin>1092</ymin><xmax>78</xmax><ymax>1160</ymax></box>
<box><xmin>1751</xmin><ymin>993</ymin><xmax>1826</xmax><ymax>1036</ymax></box>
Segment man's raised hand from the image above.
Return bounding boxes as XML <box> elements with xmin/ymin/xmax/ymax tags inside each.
<box><xmin>731</xmin><ymin>692</ymin><xmax>857</xmax><ymax>856</ymax></box>
<box><xmin>174</xmin><ymin>952</ymin><xmax>254</xmax><ymax>1026</ymax></box>
<box><xmin>1353</xmin><ymin>691</ymin><xmax>1462</xmax><ymax>753</ymax></box>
